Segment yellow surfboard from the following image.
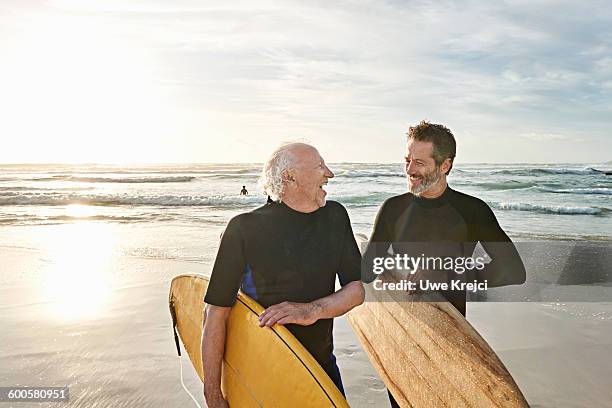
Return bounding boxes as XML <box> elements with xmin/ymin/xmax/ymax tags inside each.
<box><xmin>169</xmin><ymin>274</ymin><xmax>349</xmax><ymax>408</ymax></box>
<box><xmin>349</xmin><ymin>236</ymin><xmax>529</xmax><ymax>407</ymax></box>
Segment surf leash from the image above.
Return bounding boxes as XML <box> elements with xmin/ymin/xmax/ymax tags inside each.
<box><xmin>170</xmin><ymin>297</ymin><xmax>202</xmax><ymax>408</ymax></box>
<box><xmin>169</xmin><ymin>298</ymin><xmax>181</xmax><ymax>357</ymax></box>
<box><xmin>177</xmin><ymin>355</ymin><xmax>202</xmax><ymax>408</ymax></box>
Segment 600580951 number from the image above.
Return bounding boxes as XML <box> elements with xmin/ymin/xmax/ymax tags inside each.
<box><xmin>0</xmin><ymin>387</ymin><xmax>69</xmax><ymax>402</ymax></box>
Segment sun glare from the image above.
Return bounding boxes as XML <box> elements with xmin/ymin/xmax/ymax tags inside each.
<box><xmin>41</xmin><ymin>223</ymin><xmax>115</xmax><ymax>321</ymax></box>
<box><xmin>0</xmin><ymin>11</ymin><xmax>175</xmax><ymax>163</ymax></box>
<box><xmin>65</xmin><ymin>204</ymin><xmax>98</xmax><ymax>219</ymax></box>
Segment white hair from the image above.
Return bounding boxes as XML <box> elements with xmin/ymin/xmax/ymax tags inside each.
<box><xmin>258</xmin><ymin>144</ymin><xmax>299</xmax><ymax>201</ymax></box>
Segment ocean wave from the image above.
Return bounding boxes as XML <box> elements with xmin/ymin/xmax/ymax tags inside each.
<box><xmin>492</xmin><ymin>202</ymin><xmax>607</xmax><ymax>215</ymax></box>
<box><xmin>492</xmin><ymin>167</ymin><xmax>607</xmax><ymax>176</ymax></box>
<box><xmin>0</xmin><ymin>164</ymin><xmax>262</xmax><ymax>174</ymax></box>
<box><xmin>0</xmin><ymin>193</ymin><xmax>267</xmax><ymax>207</ymax></box>
<box><xmin>537</xmin><ymin>187</ymin><xmax>612</xmax><ymax>196</ymax></box>
<box><xmin>336</xmin><ymin>192</ymin><xmax>395</xmax><ymax>207</ymax></box>
<box><xmin>508</xmin><ymin>232</ymin><xmax>612</xmax><ymax>242</ymax></box>
<box><xmin>207</xmin><ymin>172</ymin><xmax>261</xmax><ymax>179</ymax></box>
<box><xmin>335</xmin><ymin>170</ymin><xmax>403</xmax><ymax>179</ymax></box>
<box><xmin>0</xmin><ymin>211</ymin><xmax>232</xmax><ymax>226</ymax></box>
<box><xmin>0</xmin><ymin>186</ymin><xmax>94</xmax><ymax>192</ymax></box>
<box><xmin>32</xmin><ymin>175</ymin><xmax>196</xmax><ymax>183</ymax></box>
<box><xmin>0</xmin><ymin>214</ymin><xmax>150</xmax><ymax>225</ymax></box>
<box><xmin>52</xmin><ymin>215</ymin><xmax>147</xmax><ymax>222</ymax></box>
<box><xmin>3</xmin><ymin>173</ymin><xmax>262</xmax><ymax>183</ymax></box>
<box><xmin>452</xmin><ymin>180</ymin><xmax>536</xmax><ymax>190</ymax></box>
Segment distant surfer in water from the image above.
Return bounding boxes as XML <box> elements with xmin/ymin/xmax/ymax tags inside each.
<box><xmin>240</xmin><ymin>185</ymin><xmax>248</xmax><ymax>195</ymax></box>
<box><xmin>364</xmin><ymin>121</ymin><xmax>526</xmax><ymax>408</ymax></box>
<box><xmin>202</xmin><ymin>143</ymin><xmax>365</xmax><ymax>408</ymax></box>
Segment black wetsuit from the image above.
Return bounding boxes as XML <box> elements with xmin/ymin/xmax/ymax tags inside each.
<box><xmin>366</xmin><ymin>186</ymin><xmax>526</xmax><ymax>315</ymax></box>
<box><xmin>365</xmin><ymin>186</ymin><xmax>526</xmax><ymax>408</ymax></box>
<box><xmin>205</xmin><ymin>200</ymin><xmax>362</xmax><ymax>394</ymax></box>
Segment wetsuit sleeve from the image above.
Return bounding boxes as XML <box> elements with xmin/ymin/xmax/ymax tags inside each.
<box><xmin>204</xmin><ymin>216</ymin><xmax>246</xmax><ymax>307</ymax></box>
<box><xmin>337</xmin><ymin>205</ymin><xmax>363</xmax><ymax>286</ymax></box>
<box><xmin>472</xmin><ymin>203</ymin><xmax>526</xmax><ymax>287</ymax></box>
<box><xmin>362</xmin><ymin>199</ymin><xmax>393</xmax><ymax>282</ymax></box>
<box><xmin>369</xmin><ymin>198</ymin><xmax>393</xmax><ymax>243</ymax></box>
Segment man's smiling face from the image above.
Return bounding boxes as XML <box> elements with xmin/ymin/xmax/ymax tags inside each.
<box><xmin>290</xmin><ymin>146</ymin><xmax>334</xmax><ymax>209</ymax></box>
<box><xmin>404</xmin><ymin>139</ymin><xmax>442</xmax><ymax>196</ymax></box>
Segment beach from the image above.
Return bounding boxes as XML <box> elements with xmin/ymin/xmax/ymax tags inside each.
<box><xmin>1</xmin><ymin>163</ymin><xmax>611</xmax><ymax>407</ymax></box>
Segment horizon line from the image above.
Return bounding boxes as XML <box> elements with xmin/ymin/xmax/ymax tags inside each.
<box><xmin>0</xmin><ymin>160</ymin><xmax>610</xmax><ymax>166</ymax></box>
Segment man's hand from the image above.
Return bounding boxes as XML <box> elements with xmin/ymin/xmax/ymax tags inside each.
<box><xmin>203</xmin><ymin>385</ymin><xmax>229</xmax><ymax>408</ymax></box>
<box><xmin>257</xmin><ymin>281</ymin><xmax>365</xmax><ymax>327</ymax></box>
<box><xmin>258</xmin><ymin>301</ymin><xmax>322</xmax><ymax>327</ymax></box>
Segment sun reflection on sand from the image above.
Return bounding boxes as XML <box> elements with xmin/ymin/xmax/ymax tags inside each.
<box><xmin>41</xmin><ymin>222</ymin><xmax>115</xmax><ymax>321</ymax></box>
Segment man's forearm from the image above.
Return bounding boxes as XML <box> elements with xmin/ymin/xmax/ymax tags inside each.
<box><xmin>202</xmin><ymin>305</ymin><xmax>231</xmax><ymax>401</ymax></box>
<box><xmin>479</xmin><ymin>241</ymin><xmax>527</xmax><ymax>287</ymax></box>
<box><xmin>310</xmin><ymin>280</ymin><xmax>365</xmax><ymax>320</ymax></box>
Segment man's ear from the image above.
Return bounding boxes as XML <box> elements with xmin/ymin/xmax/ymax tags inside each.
<box><xmin>441</xmin><ymin>158</ymin><xmax>453</xmax><ymax>175</ymax></box>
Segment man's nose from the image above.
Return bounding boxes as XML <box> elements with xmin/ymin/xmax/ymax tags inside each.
<box><xmin>405</xmin><ymin>161</ymin><xmax>416</xmax><ymax>175</ymax></box>
<box><xmin>324</xmin><ymin>165</ymin><xmax>334</xmax><ymax>178</ymax></box>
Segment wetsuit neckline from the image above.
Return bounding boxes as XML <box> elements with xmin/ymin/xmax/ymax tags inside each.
<box><xmin>278</xmin><ymin>200</ymin><xmax>322</xmax><ymax>215</ymax></box>
<box><xmin>413</xmin><ymin>185</ymin><xmax>452</xmax><ymax>208</ymax></box>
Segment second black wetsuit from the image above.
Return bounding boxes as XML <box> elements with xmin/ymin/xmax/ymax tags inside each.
<box><xmin>205</xmin><ymin>200</ymin><xmax>362</xmax><ymax>393</ymax></box>
<box><xmin>365</xmin><ymin>186</ymin><xmax>526</xmax><ymax>315</ymax></box>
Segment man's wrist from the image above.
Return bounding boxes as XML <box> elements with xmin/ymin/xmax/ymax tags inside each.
<box><xmin>203</xmin><ymin>381</ymin><xmax>223</xmax><ymax>399</ymax></box>
<box><xmin>309</xmin><ymin>301</ymin><xmax>324</xmax><ymax>321</ymax></box>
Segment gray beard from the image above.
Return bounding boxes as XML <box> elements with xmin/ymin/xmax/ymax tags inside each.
<box><xmin>408</xmin><ymin>168</ymin><xmax>441</xmax><ymax>196</ymax></box>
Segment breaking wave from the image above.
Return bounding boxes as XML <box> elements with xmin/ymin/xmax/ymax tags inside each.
<box><xmin>492</xmin><ymin>202</ymin><xmax>607</xmax><ymax>216</ymax></box>
<box><xmin>32</xmin><ymin>176</ymin><xmax>197</xmax><ymax>183</ymax></box>
<box><xmin>0</xmin><ymin>193</ymin><xmax>267</xmax><ymax>207</ymax></box>
<box><xmin>537</xmin><ymin>187</ymin><xmax>612</xmax><ymax>196</ymax></box>
<box><xmin>492</xmin><ymin>167</ymin><xmax>608</xmax><ymax>176</ymax></box>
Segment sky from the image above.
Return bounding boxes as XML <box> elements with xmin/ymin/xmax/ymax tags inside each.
<box><xmin>0</xmin><ymin>0</ymin><xmax>611</xmax><ymax>164</ymax></box>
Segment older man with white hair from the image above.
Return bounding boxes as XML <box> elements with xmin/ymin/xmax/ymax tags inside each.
<box><xmin>202</xmin><ymin>143</ymin><xmax>365</xmax><ymax>408</ymax></box>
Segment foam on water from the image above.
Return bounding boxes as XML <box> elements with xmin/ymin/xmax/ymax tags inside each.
<box><xmin>0</xmin><ymin>193</ymin><xmax>265</xmax><ymax>207</ymax></box>
<box><xmin>492</xmin><ymin>202</ymin><xmax>605</xmax><ymax>215</ymax></box>
<box><xmin>537</xmin><ymin>187</ymin><xmax>612</xmax><ymax>195</ymax></box>
<box><xmin>33</xmin><ymin>175</ymin><xmax>197</xmax><ymax>183</ymax></box>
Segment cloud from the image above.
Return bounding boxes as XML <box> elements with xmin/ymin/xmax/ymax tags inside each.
<box><xmin>519</xmin><ymin>133</ymin><xmax>573</xmax><ymax>142</ymax></box>
<box><xmin>1</xmin><ymin>0</ymin><xmax>611</xmax><ymax>162</ymax></box>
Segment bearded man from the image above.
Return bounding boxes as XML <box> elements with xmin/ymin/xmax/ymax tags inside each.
<box><xmin>368</xmin><ymin>120</ymin><xmax>526</xmax><ymax>313</ymax></box>
<box><xmin>366</xmin><ymin>121</ymin><xmax>526</xmax><ymax>407</ymax></box>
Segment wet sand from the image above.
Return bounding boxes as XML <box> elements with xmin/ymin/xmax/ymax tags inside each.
<box><xmin>1</xmin><ymin>225</ymin><xmax>612</xmax><ymax>407</ymax></box>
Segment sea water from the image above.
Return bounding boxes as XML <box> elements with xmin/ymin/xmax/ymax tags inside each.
<box><xmin>0</xmin><ymin>162</ymin><xmax>610</xmax><ymax>239</ymax></box>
